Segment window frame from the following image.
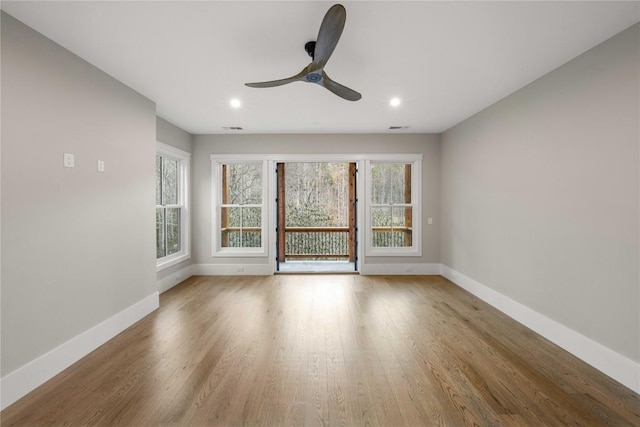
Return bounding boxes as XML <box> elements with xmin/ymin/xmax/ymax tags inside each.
<box><xmin>364</xmin><ymin>156</ymin><xmax>422</xmax><ymax>257</ymax></box>
<box><xmin>211</xmin><ymin>156</ymin><xmax>269</xmax><ymax>257</ymax></box>
<box><xmin>156</xmin><ymin>142</ymin><xmax>191</xmax><ymax>271</ymax></box>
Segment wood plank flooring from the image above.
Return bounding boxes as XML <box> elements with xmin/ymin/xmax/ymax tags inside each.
<box><xmin>2</xmin><ymin>275</ymin><xmax>638</xmax><ymax>426</ymax></box>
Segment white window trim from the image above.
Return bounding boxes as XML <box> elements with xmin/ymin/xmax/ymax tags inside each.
<box><xmin>156</xmin><ymin>142</ymin><xmax>191</xmax><ymax>271</ymax></box>
<box><xmin>211</xmin><ymin>156</ymin><xmax>269</xmax><ymax>257</ymax></box>
<box><xmin>364</xmin><ymin>156</ymin><xmax>422</xmax><ymax>257</ymax></box>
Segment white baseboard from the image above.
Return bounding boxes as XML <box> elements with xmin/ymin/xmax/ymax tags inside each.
<box><xmin>193</xmin><ymin>263</ymin><xmax>272</xmax><ymax>276</ymax></box>
<box><xmin>157</xmin><ymin>265</ymin><xmax>194</xmax><ymax>293</ymax></box>
<box><xmin>0</xmin><ymin>292</ymin><xmax>159</xmax><ymax>410</ymax></box>
<box><xmin>193</xmin><ymin>263</ymin><xmax>442</xmax><ymax>276</ymax></box>
<box><xmin>441</xmin><ymin>264</ymin><xmax>640</xmax><ymax>394</ymax></box>
<box><xmin>360</xmin><ymin>262</ymin><xmax>441</xmax><ymax>275</ymax></box>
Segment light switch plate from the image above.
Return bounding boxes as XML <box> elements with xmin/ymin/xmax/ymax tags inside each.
<box><xmin>97</xmin><ymin>160</ymin><xmax>105</xmax><ymax>172</ymax></box>
<box><xmin>63</xmin><ymin>153</ymin><xmax>74</xmax><ymax>168</ymax></box>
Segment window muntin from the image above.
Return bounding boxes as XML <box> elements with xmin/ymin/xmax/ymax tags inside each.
<box><xmin>213</xmin><ymin>159</ymin><xmax>268</xmax><ymax>256</ymax></box>
<box><xmin>156</xmin><ymin>143</ymin><xmax>190</xmax><ymax>270</ymax></box>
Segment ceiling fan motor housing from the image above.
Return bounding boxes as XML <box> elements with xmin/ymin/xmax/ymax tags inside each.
<box><xmin>304</xmin><ymin>41</ymin><xmax>316</xmax><ymax>58</ymax></box>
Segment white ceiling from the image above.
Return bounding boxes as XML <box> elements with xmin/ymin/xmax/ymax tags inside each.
<box><xmin>2</xmin><ymin>1</ymin><xmax>639</xmax><ymax>134</ymax></box>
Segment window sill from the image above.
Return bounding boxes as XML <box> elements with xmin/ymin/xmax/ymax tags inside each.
<box><xmin>365</xmin><ymin>247</ymin><xmax>422</xmax><ymax>257</ymax></box>
<box><xmin>212</xmin><ymin>248</ymin><xmax>268</xmax><ymax>258</ymax></box>
<box><xmin>157</xmin><ymin>253</ymin><xmax>191</xmax><ymax>272</ymax></box>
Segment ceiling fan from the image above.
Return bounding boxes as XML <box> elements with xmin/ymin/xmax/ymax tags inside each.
<box><xmin>245</xmin><ymin>4</ymin><xmax>362</xmax><ymax>101</ymax></box>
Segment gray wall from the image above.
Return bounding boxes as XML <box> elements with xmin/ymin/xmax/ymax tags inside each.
<box><xmin>441</xmin><ymin>24</ymin><xmax>639</xmax><ymax>362</ymax></box>
<box><xmin>157</xmin><ymin>117</ymin><xmax>193</xmax><ymax>154</ymax></box>
<box><xmin>192</xmin><ymin>134</ymin><xmax>440</xmax><ymax>267</ymax></box>
<box><xmin>156</xmin><ymin>117</ymin><xmax>193</xmax><ymax>283</ymax></box>
<box><xmin>1</xmin><ymin>12</ymin><xmax>157</xmax><ymax>375</ymax></box>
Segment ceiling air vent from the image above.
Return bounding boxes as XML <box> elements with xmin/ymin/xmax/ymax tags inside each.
<box><xmin>389</xmin><ymin>126</ymin><xmax>410</xmax><ymax>130</ymax></box>
<box><xmin>222</xmin><ymin>126</ymin><xmax>244</xmax><ymax>131</ymax></box>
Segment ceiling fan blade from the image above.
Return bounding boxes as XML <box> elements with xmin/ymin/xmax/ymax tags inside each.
<box><xmin>246</xmin><ymin>5</ymin><xmax>360</xmax><ymax>101</ymax></box>
<box><xmin>321</xmin><ymin>71</ymin><xmax>361</xmax><ymax>101</ymax></box>
<box><xmin>312</xmin><ymin>4</ymin><xmax>346</xmax><ymax>69</ymax></box>
<box><xmin>245</xmin><ymin>68</ymin><xmax>307</xmax><ymax>88</ymax></box>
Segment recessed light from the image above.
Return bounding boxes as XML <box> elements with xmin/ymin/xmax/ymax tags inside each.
<box><xmin>230</xmin><ymin>98</ymin><xmax>241</xmax><ymax>108</ymax></box>
<box><xmin>390</xmin><ymin>97</ymin><xmax>401</xmax><ymax>107</ymax></box>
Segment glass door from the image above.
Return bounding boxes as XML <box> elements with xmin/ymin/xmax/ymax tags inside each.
<box><xmin>275</xmin><ymin>162</ymin><xmax>358</xmax><ymax>273</ymax></box>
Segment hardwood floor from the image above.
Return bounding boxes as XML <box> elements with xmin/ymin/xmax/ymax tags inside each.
<box><xmin>2</xmin><ymin>275</ymin><xmax>638</xmax><ymax>426</ymax></box>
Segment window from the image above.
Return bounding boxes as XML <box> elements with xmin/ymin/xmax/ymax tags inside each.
<box><xmin>365</xmin><ymin>157</ymin><xmax>422</xmax><ymax>256</ymax></box>
<box><xmin>212</xmin><ymin>157</ymin><xmax>268</xmax><ymax>256</ymax></box>
<box><xmin>156</xmin><ymin>142</ymin><xmax>190</xmax><ymax>270</ymax></box>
